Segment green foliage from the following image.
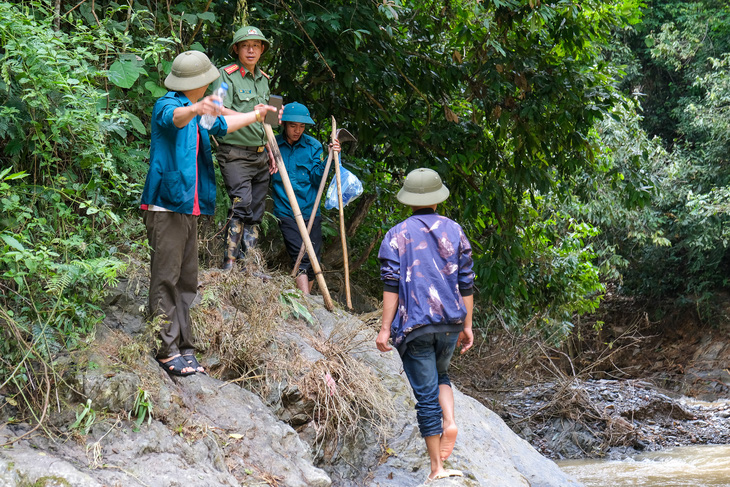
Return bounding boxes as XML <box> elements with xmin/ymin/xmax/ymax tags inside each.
<box><xmin>0</xmin><ymin>1</ymin><xmax>139</xmax><ymax>412</ymax></box>
<box><xmin>585</xmin><ymin>1</ymin><xmax>730</xmax><ymax>303</ymax></box>
<box><xmin>624</xmin><ymin>0</ymin><xmax>730</xmax><ymax>141</ymax></box>
<box><xmin>0</xmin><ymin>0</ymin><xmax>671</xmax><ymax>412</ymax></box>
<box><xmin>70</xmin><ymin>399</ymin><xmax>97</xmax><ymax>435</ymax></box>
<box><xmin>279</xmin><ymin>290</ymin><xmax>315</xmax><ymax>325</ymax></box>
<box><xmin>249</xmin><ymin>0</ymin><xmax>646</xmax><ymax>331</ymax></box>
<box><xmin>129</xmin><ymin>388</ymin><xmax>153</xmax><ymax>432</ymax></box>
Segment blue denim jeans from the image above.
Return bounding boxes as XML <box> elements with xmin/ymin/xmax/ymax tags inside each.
<box><xmin>401</xmin><ymin>331</ymin><xmax>459</xmax><ymax>438</ymax></box>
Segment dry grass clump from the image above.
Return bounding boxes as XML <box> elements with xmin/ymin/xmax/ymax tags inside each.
<box><xmin>299</xmin><ymin>319</ymin><xmax>396</xmax><ymax>452</ymax></box>
<box><xmin>190</xmin><ymin>252</ymin><xmax>396</xmax><ymax>454</ymax></box>
<box><xmin>118</xmin><ymin>315</ymin><xmax>162</xmax><ymax>367</ymax></box>
<box><xmin>191</xmin><ymin>253</ymin><xmax>289</xmax><ymax>387</ymax></box>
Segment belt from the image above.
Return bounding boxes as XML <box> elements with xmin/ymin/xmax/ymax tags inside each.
<box><xmin>240</xmin><ymin>145</ymin><xmax>265</xmax><ymax>153</ymax></box>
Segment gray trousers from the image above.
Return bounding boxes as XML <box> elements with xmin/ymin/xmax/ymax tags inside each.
<box><xmin>144</xmin><ymin>211</ymin><xmax>198</xmax><ymax>359</ymax></box>
<box><xmin>217</xmin><ymin>144</ymin><xmax>270</xmax><ymax>225</ymax></box>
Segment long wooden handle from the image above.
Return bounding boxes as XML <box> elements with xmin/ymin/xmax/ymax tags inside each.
<box><xmin>291</xmin><ymin>117</ymin><xmax>337</xmax><ymax>277</ymax></box>
<box><xmin>263</xmin><ymin>123</ymin><xmax>334</xmax><ymax>311</ymax></box>
<box><xmin>334</xmin><ymin>150</ymin><xmax>352</xmax><ymax>309</ymax></box>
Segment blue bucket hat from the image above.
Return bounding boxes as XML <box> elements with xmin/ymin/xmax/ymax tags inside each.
<box><xmin>281</xmin><ymin>102</ymin><xmax>315</xmax><ymax>124</ymax></box>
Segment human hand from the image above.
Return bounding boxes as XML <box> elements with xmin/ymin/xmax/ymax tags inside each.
<box><xmin>255</xmin><ymin>103</ymin><xmax>283</xmax><ymax>124</ymax></box>
<box><xmin>376</xmin><ymin>328</ymin><xmax>393</xmax><ymax>352</ymax></box>
<box><xmin>265</xmin><ymin>142</ymin><xmax>278</xmax><ymax>174</ymax></box>
<box><xmin>328</xmin><ymin>139</ymin><xmax>341</xmax><ymax>153</ymax></box>
<box><xmin>457</xmin><ymin>328</ymin><xmax>473</xmax><ymax>354</ymax></box>
<box><xmin>197</xmin><ymin>95</ymin><xmax>224</xmax><ymax>116</ymax></box>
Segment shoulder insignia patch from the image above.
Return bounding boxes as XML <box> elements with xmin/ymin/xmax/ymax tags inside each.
<box><xmin>260</xmin><ymin>70</ymin><xmax>271</xmax><ymax>80</ymax></box>
<box><xmin>224</xmin><ymin>64</ymin><xmax>239</xmax><ymax>75</ymax></box>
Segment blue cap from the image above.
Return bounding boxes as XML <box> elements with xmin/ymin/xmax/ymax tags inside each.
<box><xmin>281</xmin><ymin>102</ymin><xmax>315</xmax><ymax>124</ymax></box>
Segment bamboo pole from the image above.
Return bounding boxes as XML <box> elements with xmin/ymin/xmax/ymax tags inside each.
<box><xmin>263</xmin><ymin>123</ymin><xmax>334</xmax><ymax>311</ymax></box>
<box><xmin>333</xmin><ymin>137</ymin><xmax>352</xmax><ymax>309</ymax></box>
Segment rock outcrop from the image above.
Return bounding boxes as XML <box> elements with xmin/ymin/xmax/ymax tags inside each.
<box><xmin>0</xmin><ymin>276</ymin><xmax>580</xmax><ymax>486</ymax></box>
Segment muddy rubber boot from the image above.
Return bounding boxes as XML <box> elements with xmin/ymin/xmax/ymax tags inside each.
<box><xmin>241</xmin><ymin>224</ymin><xmax>259</xmax><ymax>254</ymax></box>
<box><xmin>222</xmin><ymin>219</ymin><xmax>244</xmax><ymax>271</ymax></box>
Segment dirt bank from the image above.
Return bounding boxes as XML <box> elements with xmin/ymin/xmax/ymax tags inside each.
<box><xmin>450</xmin><ymin>290</ymin><xmax>730</xmax><ymax>460</ymax></box>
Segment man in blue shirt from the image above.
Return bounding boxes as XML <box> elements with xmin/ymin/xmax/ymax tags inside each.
<box><xmin>140</xmin><ymin>50</ymin><xmax>278</xmax><ymax>376</ymax></box>
<box><xmin>271</xmin><ymin>102</ymin><xmax>339</xmax><ymax>294</ymax></box>
<box><xmin>376</xmin><ymin>168</ymin><xmax>474</xmax><ymax>482</ymax></box>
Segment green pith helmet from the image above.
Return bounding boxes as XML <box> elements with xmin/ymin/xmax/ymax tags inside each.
<box><xmin>281</xmin><ymin>102</ymin><xmax>315</xmax><ymax>124</ymax></box>
<box><xmin>397</xmin><ymin>168</ymin><xmax>450</xmax><ymax>206</ymax></box>
<box><xmin>164</xmin><ymin>50</ymin><xmax>220</xmax><ymax>91</ymax></box>
<box><xmin>229</xmin><ymin>26</ymin><xmax>270</xmax><ymax>54</ymax></box>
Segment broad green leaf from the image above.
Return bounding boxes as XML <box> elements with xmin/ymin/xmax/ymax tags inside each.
<box><xmin>145</xmin><ymin>81</ymin><xmax>168</xmax><ymax>97</ymax></box>
<box><xmin>108</xmin><ymin>59</ymin><xmax>142</xmax><ymax>89</ymax></box>
<box><xmin>1</xmin><ymin>234</ymin><xmax>24</xmax><ymax>251</ymax></box>
<box><xmin>125</xmin><ymin>112</ymin><xmax>146</xmax><ymax>135</ymax></box>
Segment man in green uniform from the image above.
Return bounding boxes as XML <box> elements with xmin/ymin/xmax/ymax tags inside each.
<box><xmin>210</xmin><ymin>26</ymin><xmax>274</xmax><ymax>270</ymax></box>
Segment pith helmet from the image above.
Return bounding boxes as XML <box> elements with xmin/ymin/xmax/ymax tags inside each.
<box><xmin>164</xmin><ymin>51</ymin><xmax>220</xmax><ymax>91</ymax></box>
<box><xmin>281</xmin><ymin>102</ymin><xmax>315</xmax><ymax>124</ymax></box>
<box><xmin>230</xmin><ymin>26</ymin><xmax>270</xmax><ymax>54</ymax></box>
<box><xmin>397</xmin><ymin>168</ymin><xmax>450</xmax><ymax>206</ymax></box>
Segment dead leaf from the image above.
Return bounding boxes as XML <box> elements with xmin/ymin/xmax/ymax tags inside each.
<box><xmin>444</xmin><ymin>106</ymin><xmax>459</xmax><ymax>123</ymax></box>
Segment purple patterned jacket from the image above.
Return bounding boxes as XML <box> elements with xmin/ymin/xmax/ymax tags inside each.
<box><xmin>379</xmin><ymin>209</ymin><xmax>475</xmax><ymax>353</ymax></box>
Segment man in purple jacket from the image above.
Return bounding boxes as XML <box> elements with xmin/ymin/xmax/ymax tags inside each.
<box><xmin>376</xmin><ymin>168</ymin><xmax>474</xmax><ymax>483</ymax></box>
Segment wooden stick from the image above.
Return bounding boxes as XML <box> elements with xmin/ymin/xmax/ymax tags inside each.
<box><xmin>263</xmin><ymin>123</ymin><xmax>334</xmax><ymax>311</ymax></box>
<box><xmin>334</xmin><ymin>140</ymin><xmax>352</xmax><ymax>309</ymax></box>
<box><xmin>291</xmin><ymin>116</ymin><xmax>336</xmax><ymax>276</ymax></box>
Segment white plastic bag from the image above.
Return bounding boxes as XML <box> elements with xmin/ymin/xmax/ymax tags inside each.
<box><xmin>325</xmin><ymin>164</ymin><xmax>363</xmax><ymax>210</ymax></box>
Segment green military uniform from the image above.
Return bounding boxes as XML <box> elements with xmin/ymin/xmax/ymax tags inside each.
<box><xmin>213</xmin><ymin>26</ymin><xmax>272</xmax><ymax>269</ymax></box>
<box><xmin>211</xmin><ymin>64</ymin><xmax>270</xmax><ymax>148</ymax></box>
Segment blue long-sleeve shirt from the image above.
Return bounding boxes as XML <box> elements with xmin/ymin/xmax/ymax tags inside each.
<box><xmin>140</xmin><ymin>91</ymin><xmax>228</xmax><ymax>215</ymax></box>
<box><xmin>271</xmin><ymin>133</ymin><xmax>325</xmax><ymax>220</ymax></box>
<box><xmin>378</xmin><ymin>208</ymin><xmax>475</xmax><ymax>354</ymax></box>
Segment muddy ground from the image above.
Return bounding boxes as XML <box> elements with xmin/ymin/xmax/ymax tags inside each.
<box><xmin>449</xmin><ymin>289</ymin><xmax>730</xmax><ymax>460</ymax></box>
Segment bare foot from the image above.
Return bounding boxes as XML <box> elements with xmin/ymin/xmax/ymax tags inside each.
<box><xmin>427</xmin><ymin>468</ymin><xmax>463</xmax><ymax>482</ymax></box>
<box><xmin>439</xmin><ymin>423</ymin><xmax>458</xmax><ymax>461</ymax></box>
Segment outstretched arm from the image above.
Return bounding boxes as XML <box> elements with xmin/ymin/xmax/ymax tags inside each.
<box><xmin>172</xmin><ymin>95</ymin><xmax>223</xmax><ymax>128</ymax></box>
<box><xmin>223</xmin><ymin>104</ymin><xmax>279</xmax><ymax>133</ymax></box>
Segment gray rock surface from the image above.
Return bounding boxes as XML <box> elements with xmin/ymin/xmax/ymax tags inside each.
<box><xmin>0</xmin><ymin>281</ymin><xmax>580</xmax><ymax>487</ymax></box>
<box><xmin>300</xmin><ymin>300</ymin><xmax>580</xmax><ymax>487</ymax></box>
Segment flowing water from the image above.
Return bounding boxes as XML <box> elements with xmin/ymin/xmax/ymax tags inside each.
<box><xmin>558</xmin><ymin>444</ymin><xmax>730</xmax><ymax>486</ymax></box>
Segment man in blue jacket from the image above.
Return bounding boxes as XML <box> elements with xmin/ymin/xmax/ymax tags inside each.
<box><xmin>376</xmin><ymin>168</ymin><xmax>474</xmax><ymax>482</ymax></box>
<box><xmin>271</xmin><ymin>102</ymin><xmax>338</xmax><ymax>294</ymax></box>
<box><xmin>140</xmin><ymin>50</ymin><xmax>278</xmax><ymax>376</ymax></box>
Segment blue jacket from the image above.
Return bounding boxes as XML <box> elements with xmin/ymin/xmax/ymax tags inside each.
<box><xmin>140</xmin><ymin>92</ymin><xmax>228</xmax><ymax>215</ymax></box>
<box><xmin>271</xmin><ymin>133</ymin><xmax>325</xmax><ymax>220</ymax></box>
<box><xmin>379</xmin><ymin>209</ymin><xmax>475</xmax><ymax>353</ymax></box>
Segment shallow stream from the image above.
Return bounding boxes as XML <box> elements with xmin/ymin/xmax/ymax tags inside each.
<box><xmin>558</xmin><ymin>444</ymin><xmax>730</xmax><ymax>486</ymax></box>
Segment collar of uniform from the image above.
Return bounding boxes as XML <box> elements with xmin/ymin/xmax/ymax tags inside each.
<box><xmin>239</xmin><ymin>65</ymin><xmax>269</xmax><ymax>80</ymax></box>
<box><xmin>284</xmin><ymin>136</ymin><xmax>305</xmax><ymax>148</ymax></box>
<box><xmin>173</xmin><ymin>91</ymin><xmax>193</xmax><ymax>105</ymax></box>
<box><xmin>277</xmin><ymin>132</ymin><xmax>306</xmax><ymax>148</ymax></box>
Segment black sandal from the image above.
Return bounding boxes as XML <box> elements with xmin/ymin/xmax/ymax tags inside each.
<box><xmin>183</xmin><ymin>353</ymin><xmax>206</xmax><ymax>374</ymax></box>
<box><xmin>157</xmin><ymin>355</ymin><xmax>195</xmax><ymax>376</ymax></box>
